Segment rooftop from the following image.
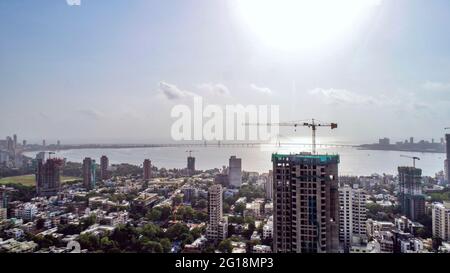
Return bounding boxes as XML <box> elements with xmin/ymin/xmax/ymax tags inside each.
<box><xmin>272</xmin><ymin>153</ymin><xmax>340</xmax><ymax>164</ymax></box>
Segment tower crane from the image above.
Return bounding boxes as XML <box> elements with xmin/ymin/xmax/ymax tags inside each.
<box><xmin>400</xmin><ymin>155</ymin><xmax>420</xmax><ymax>168</ymax></box>
<box><xmin>245</xmin><ymin>118</ymin><xmax>337</xmax><ymax>154</ymax></box>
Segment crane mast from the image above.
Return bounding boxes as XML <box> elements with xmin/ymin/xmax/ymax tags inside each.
<box><xmin>400</xmin><ymin>155</ymin><xmax>420</xmax><ymax>168</ymax></box>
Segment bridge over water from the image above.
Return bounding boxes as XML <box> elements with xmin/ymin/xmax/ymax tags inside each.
<box><xmin>23</xmin><ymin>141</ymin><xmax>358</xmax><ymax>152</ymax></box>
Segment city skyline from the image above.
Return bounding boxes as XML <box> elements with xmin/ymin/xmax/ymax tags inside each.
<box><xmin>1</xmin><ymin>0</ymin><xmax>450</xmax><ymax>143</ymax></box>
<box><xmin>1</xmin><ymin>0</ymin><xmax>450</xmax><ymax>260</ymax></box>
<box><xmin>0</xmin><ymin>132</ymin><xmax>450</xmax><ymax>254</ymax></box>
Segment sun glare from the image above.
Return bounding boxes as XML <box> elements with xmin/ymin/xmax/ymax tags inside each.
<box><xmin>236</xmin><ymin>0</ymin><xmax>381</xmax><ymax>51</ymax></box>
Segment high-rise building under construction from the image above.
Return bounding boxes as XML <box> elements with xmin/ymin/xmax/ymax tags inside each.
<box><xmin>83</xmin><ymin>157</ymin><xmax>96</xmax><ymax>190</ymax></box>
<box><xmin>398</xmin><ymin>166</ymin><xmax>425</xmax><ymax>221</ymax></box>
<box><xmin>187</xmin><ymin>156</ymin><xmax>195</xmax><ymax>176</ymax></box>
<box><xmin>36</xmin><ymin>155</ymin><xmax>63</xmax><ymax>197</ymax></box>
<box><xmin>446</xmin><ymin>134</ymin><xmax>450</xmax><ymax>183</ymax></box>
<box><xmin>272</xmin><ymin>153</ymin><xmax>340</xmax><ymax>253</ymax></box>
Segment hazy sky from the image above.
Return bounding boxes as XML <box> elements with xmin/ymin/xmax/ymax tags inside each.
<box><xmin>1</xmin><ymin>0</ymin><xmax>449</xmax><ymax>144</ymax></box>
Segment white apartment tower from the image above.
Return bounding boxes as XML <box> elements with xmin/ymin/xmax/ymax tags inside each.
<box><xmin>339</xmin><ymin>184</ymin><xmax>367</xmax><ymax>249</ymax></box>
<box><xmin>432</xmin><ymin>202</ymin><xmax>450</xmax><ymax>241</ymax></box>
<box><xmin>206</xmin><ymin>184</ymin><xmax>228</xmax><ymax>242</ymax></box>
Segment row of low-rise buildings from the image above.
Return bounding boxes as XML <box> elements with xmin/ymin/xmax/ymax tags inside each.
<box><xmin>10</xmin><ymin>203</ymin><xmax>38</xmax><ymax>221</ymax></box>
<box><xmin>0</xmin><ymin>170</ymin><xmax>153</xmax><ymax>252</ymax></box>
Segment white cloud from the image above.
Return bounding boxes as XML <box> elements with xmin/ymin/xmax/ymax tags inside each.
<box><xmin>159</xmin><ymin>81</ymin><xmax>197</xmax><ymax>100</ymax></box>
<box><xmin>309</xmin><ymin>88</ymin><xmax>378</xmax><ymax>105</ymax></box>
<box><xmin>197</xmin><ymin>83</ymin><xmax>230</xmax><ymax>96</ymax></box>
<box><xmin>66</xmin><ymin>0</ymin><xmax>81</xmax><ymax>6</ymax></box>
<box><xmin>250</xmin><ymin>84</ymin><xmax>272</xmax><ymax>95</ymax></box>
<box><xmin>422</xmin><ymin>81</ymin><xmax>450</xmax><ymax>91</ymax></box>
<box><xmin>120</xmin><ymin>107</ymin><xmax>142</xmax><ymax>120</ymax></box>
<box><xmin>78</xmin><ymin>109</ymin><xmax>105</xmax><ymax>120</ymax></box>
<box><xmin>308</xmin><ymin>87</ymin><xmax>437</xmax><ymax>118</ymax></box>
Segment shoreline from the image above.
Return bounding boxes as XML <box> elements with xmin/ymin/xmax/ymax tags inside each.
<box><xmin>23</xmin><ymin>144</ymin><xmax>446</xmax><ymax>155</ymax></box>
<box><xmin>357</xmin><ymin>147</ymin><xmax>445</xmax><ymax>154</ymax></box>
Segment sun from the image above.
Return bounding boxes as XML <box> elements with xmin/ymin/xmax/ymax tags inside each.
<box><xmin>235</xmin><ymin>0</ymin><xmax>381</xmax><ymax>51</ymax></box>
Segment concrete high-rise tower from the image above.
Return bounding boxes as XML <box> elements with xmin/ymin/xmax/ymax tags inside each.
<box><xmin>0</xmin><ymin>186</ymin><xmax>11</xmax><ymax>209</ymax></box>
<box><xmin>445</xmin><ymin>159</ymin><xmax>449</xmax><ymax>185</ymax></box>
<box><xmin>266</xmin><ymin>170</ymin><xmax>273</xmax><ymax>201</ymax></box>
<box><xmin>143</xmin><ymin>159</ymin><xmax>151</xmax><ymax>181</ymax></box>
<box><xmin>206</xmin><ymin>184</ymin><xmax>228</xmax><ymax>242</ymax></box>
<box><xmin>187</xmin><ymin>156</ymin><xmax>195</xmax><ymax>176</ymax></box>
<box><xmin>100</xmin><ymin>155</ymin><xmax>109</xmax><ymax>180</ymax></box>
<box><xmin>83</xmin><ymin>157</ymin><xmax>96</xmax><ymax>190</ymax></box>
<box><xmin>272</xmin><ymin>153</ymin><xmax>340</xmax><ymax>253</ymax></box>
<box><xmin>36</xmin><ymin>155</ymin><xmax>63</xmax><ymax>197</ymax></box>
<box><xmin>6</xmin><ymin>137</ymin><xmax>14</xmax><ymax>153</ymax></box>
<box><xmin>398</xmin><ymin>167</ymin><xmax>424</xmax><ymax>221</ymax></box>
<box><xmin>228</xmin><ymin>156</ymin><xmax>242</xmax><ymax>188</ymax></box>
<box><xmin>445</xmin><ymin>134</ymin><xmax>450</xmax><ymax>183</ymax></box>
<box><xmin>13</xmin><ymin>134</ymin><xmax>17</xmax><ymax>149</ymax></box>
<box><xmin>0</xmin><ymin>186</ymin><xmax>10</xmax><ymax>221</ymax></box>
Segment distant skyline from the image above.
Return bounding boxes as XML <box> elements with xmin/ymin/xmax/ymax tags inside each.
<box><xmin>1</xmin><ymin>0</ymin><xmax>450</xmax><ymax>144</ymax></box>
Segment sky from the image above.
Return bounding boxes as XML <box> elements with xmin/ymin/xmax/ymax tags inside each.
<box><xmin>0</xmin><ymin>0</ymin><xmax>450</xmax><ymax>144</ymax></box>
